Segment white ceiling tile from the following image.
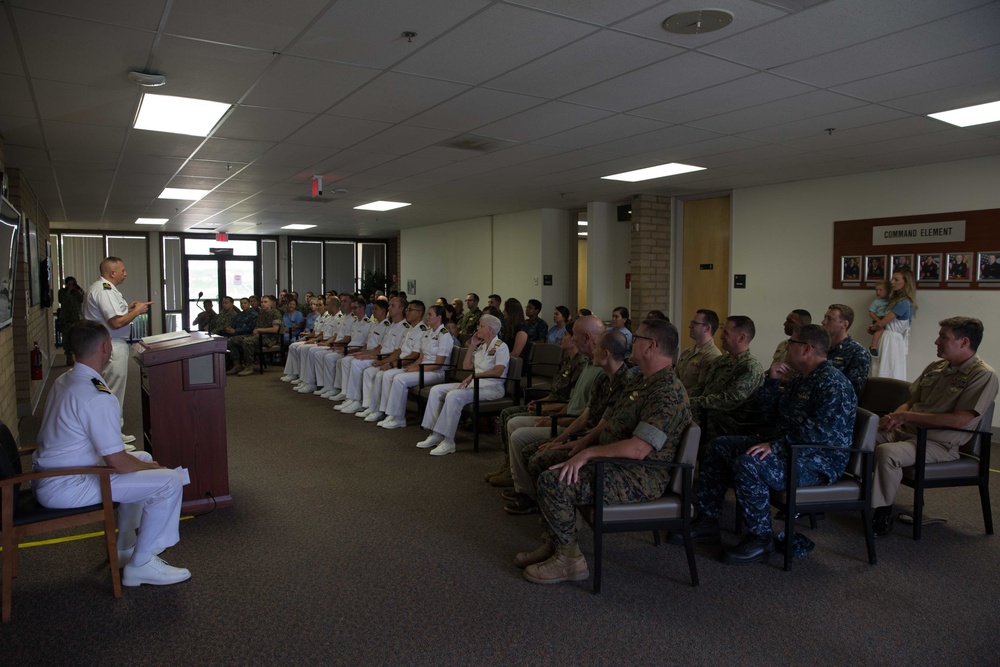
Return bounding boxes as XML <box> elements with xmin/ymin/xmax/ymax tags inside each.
<box><xmin>771</xmin><ymin>3</ymin><xmax>1000</xmax><ymax>88</ymax></box>
<box><xmin>365</xmin><ymin>155</ymin><xmax>455</xmax><ymax>177</ymax></box>
<box><xmin>832</xmin><ymin>45</ymin><xmax>1000</xmax><ymax>103</ymax></box>
<box><xmin>166</xmin><ymin>175</ymin><xmax>226</xmax><ymax>191</ymax></box>
<box><xmin>195</xmin><ymin>137</ymin><xmax>275</xmax><ymax>162</ymax></box>
<box><xmin>124</xmin><ymin>130</ymin><xmax>204</xmax><ymax>159</ymax></box>
<box><xmin>242</xmin><ymin>57</ymin><xmax>380</xmax><ymax>113</ymax></box>
<box><xmin>289</xmin><ymin>0</ymin><xmax>489</xmax><ymax>69</ymax></box>
<box><xmin>657</xmin><ymin>135</ymin><xmax>767</xmax><ymax>161</ymax></box>
<box><xmin>163</xmin><ymin>0</ymin><xmax>328</xmax><ymax>51</ymax></box>
<box><xmin>33</xmin><ymin>79</ymin><xmax>138</xmax><ymax>126</ymax></box>
<box><xmin>826</xmin><ymin>128</ymin><xmax>990</xmax><ymax>159</ymax></box>
<box><xmin>586</xmin><ymin>124</ymin><xmax>722</xmax><ymax>156</ymax></box>
<box><xmin>408</xmin><ymin>88</ymin><xmax>543</xmax><ymax>132</ymax></box>
<box><xmin>43</xmin><ymin>120</ymin><xmax>127</xmax><ymax>159</ymax></box>
<box><xmin>0</xmin><ymin>114</ymin><xmax>44</xmax><ymax>147</ymax></box>
<box><xmin>739</xmin><ymin>104</ymin><xmax>911</xmax><ymax>143</ymax></box>
<box><xmin>782</xmin><ymin>116</ymin><xmax>945</xmax><ymax>151</ymax></box>
<box><xmin>486</xmin><ymin>30</ymin><xmax>681</xmax><ymax>98</ymax></box>
<box><xmin>630</xmin><ymin>73</ymin><xmax>815</xmax><ymax>124</ymax></box>
<box><xmin>883</xmin><ymin>82</ymin><xmax>1000</xmax><ymax>116</ymax></box>
<box><xmin>701</xmin><ymin>0</ymin><xmax>987</xmax><ymax>69</ymax></box>
<box><xmin>562</xmin><ymin>51</ymin><xmax>756</xmax><ymax>112</ymax></box>
<box><xmin>348</xmin><ymin>125</ymin><xmax>459</xmax><ymax>157</ymax></box>
<box><xmin>150</xmin><ymin>36</ymin><xmax>276</xmax><ymax>104</ymax></box>
<box><xmin>254</xmin><ymin>143</ymin><xmax>337</xmax><ymax>168</ymax></box>
<box><xmin>506</xmin><ymin>0</ymin><xmax>669</xmax><ymax>25</ymax></box>
<box><xmin>688</xmin><ymin>90</ymin><xmax>866</xmax><ymax>134</ymax></box>
<box><xmin>310</xmin><ymin>150</ymin><xmax>399</xmax><ymax>176</ymax></box>
<box><xmin>1</xmin><ymin>145</ymin><xmax>50</xmax><ymax>168</ymax></box>
<box><xmin>329</xmin><ymin>73</ymin><xmax>469</xmax><ymax>124</ymax></box>
<box><xmin>285</xmin><ymin>114</ymin><xmax>392</xmax><ymax>150</ymax></box>
<box><xmin>0</xmin><ymin>75</ymin><xmax>36</xmax><ymax>118</ymax></box>
<box><xmin>612</xmin><ymin>0</ymin><xmax>790</xmax><ymax>46</ymax></box>
<box><xmin>0</xmin><ymin>10</ymin><xmax>24</xmax><ymax>76</ymax></box>
<box><xmin>177</xmin><ymin>159</ymin><xmax>247</xmax><ymax>178</ymax></box>
<box><xmin>214</xmin><ymin>106</ymin><xmax>315</xmax><ymax>142</ymax></box>
<box><xmin>862</xmin><ymin>135</ymin><xmax>1000</xmax><ymax>169</ymax></box>
<box><xmin>394</xmin><ymin>3</ymin><xmax>598</xmax><ymax>85</ymax></box>
<box><xmin>534</xmin><ymin>114</ymin><xmax>671</xmax><ymax>150</ymax></box>
<box><xmin>9</xmin><ymin>0</ymin><xmax>167</xmax><ymax>29</ymax></box>
<box><xmin>475</xmin><ymin>101</ymin><xmax>613</xmax><ymax>142</ymax></box>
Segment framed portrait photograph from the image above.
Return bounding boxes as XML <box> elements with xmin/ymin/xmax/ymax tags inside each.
<box><xmin>917</xmin><ymin>254</ymin><xmax>941</xmax><ymax>281</ymax></box>
<box><xmin>891</xmin><ymin>254</ymin><xmax>912</xmax><ymax>273</ymax></box>
<box><xmin>865</xmin><ymin>255</ymin><xmax>886</xmax><ymax>281</ymax></box>
<box><xmin>978</xmin><ymin>251</ymin><xmax>1000</xmax><ymax>281</ymax></box>
<box><xmin>841</xmin><ymin>255</ymin><xmax>861</xmax><ymax>281</ymax></box>
<box><xmin>946</xmin><ymin>253</ymin><xmax>971</xmax><ymax>281</ymax></box>
<box><xmin>0</xmin><ymin>196</ymin><xmax>21</xmax><ymax>330</ymax></box>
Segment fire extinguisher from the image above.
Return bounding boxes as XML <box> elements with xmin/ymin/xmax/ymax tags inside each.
<box><xmin>31</xmin><ymin>342</ymin><xmax>43</xmax><ymax>381</ymax></box>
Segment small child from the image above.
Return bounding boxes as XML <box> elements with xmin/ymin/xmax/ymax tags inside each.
<box><xmin>867</xmin><ymin>281</ymin><xmax>890</xmax><ymax>356</ymax></box>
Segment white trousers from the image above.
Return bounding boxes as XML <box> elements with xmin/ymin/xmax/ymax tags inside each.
<box><xmin>102</xmin><ymin>338</ymin><xmax>130</xmax><ymax>421</ymax></box>
<box><xmin>33</xmin><ymin>451</ymin><xmax>184</xmax><ymax>554</ymax></box>
<box><xmin>301</xmin><ymin>346</ymin><xmax>333</xmax><ymax>384</ymax></box>
<box><xmin>283</xmin><ymin>341</ymin><xmax>310</xmax><ymax>375</ymax></box>
<box><xmin>420</xmin><ymin>380</ymin><xmax>504</xmax><ymax>439</ymax></box>
<box><xmin>346</xmin><ymin>358</ymin><xmax>377</xmax><ymax>400</ymax></box>
<box><xmin>335</xmin><ymin>355</ymin><xmax>358</xmax><ymax>392</ymax></box>
<box><xmin>362</xmin><ymin>366</ymin><xmax>391</xmax><ymax>409</ymax></box>
<box><xmin>384</xmin><ymin>369</ymin><xmax>445</xmax><ymax>420</ymax></box>
<box><xmin>319</xmin><ymin>350</ymin><xmax>346</xmax><ymax>388</ymax></box>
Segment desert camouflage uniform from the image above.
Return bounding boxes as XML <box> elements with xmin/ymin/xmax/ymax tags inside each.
<box><xmin>499</xmin><ymin>352</ymin><xmax>589</xmax><ymax>450</ymax></box>
<box><xmin>457</xmin><ymin>307</ymin><xmax>482</xmax><ymax>336</ymax></box>
<box><xmin>536</xmin><ymin>366</ymin><xmax>691</xmax><ymax>546</ymax></box>
<box><xmin>696</xmin><ymin>360</ymin><xmax>857</xmax><ymax>538</ymax></box>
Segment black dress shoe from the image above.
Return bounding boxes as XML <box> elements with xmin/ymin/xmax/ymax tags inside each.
<box><xmin>873</xmin><ymin>506</ymin><xmax>894</xmax><ymax>537</ymax></box>
<box><xmin>722</xmin><ymin>534</ymin><xmax>775</xmax><ymax>565</ymax></box>
<box><xmin>503</xmin><ymin>494</ymin><xmax>539</xmax><ymax>515</ymax></box>
<box><xmin>500</xmin><ymin>488</ymin><xmax>519</xmax><ymax>502</ymax></box>
<box><xmin>666</xmin><ymin>516</ymin><xmax>721</xmax><ymax>545</ymax></box>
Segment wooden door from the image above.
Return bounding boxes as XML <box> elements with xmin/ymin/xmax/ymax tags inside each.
<box><xmin>680</xmin><ymin>196</ymin><xmax>730</xmax><ymax>351</ymax></box>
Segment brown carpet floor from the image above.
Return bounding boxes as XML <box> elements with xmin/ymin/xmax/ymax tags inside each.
<box><xmin>3</xmin><ymin>358</ymin><xmax>999</xmax><ymax>665</ymax></box>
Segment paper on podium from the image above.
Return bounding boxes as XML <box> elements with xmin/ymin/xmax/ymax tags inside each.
<box><xmin>141</xmin><ymin>330</ymin><xmax>191</xmax><ymax>345</ymax></box>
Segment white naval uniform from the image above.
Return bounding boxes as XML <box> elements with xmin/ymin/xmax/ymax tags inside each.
<box><xmin>31</xmin><ymin>364</ymin><xmax>185</xmax><ymax>556</ymax></box>
<box><xmin>366</xmin><ymin>322</ymin><xmax>426</xmax><ymax>412</ymax></box>
<box><xmin>320</xmin><ymin>316</ymin><xmax>372</xmax><ymax>389</ymax></box>
<box><xmin>83</xmin><ymin>277</ymin><xmax>131</xmax><ymax>413</ymax></box>
<box><xmin>334</xmin><ymin>317</ymin><xmax>390</xmax><ymax>394</ymax></box>
<box><xmin>348</xmin><ymin>320</ymin><xmax>409</xmax><ymax>402</ymax></box>
<box><xmin>421</xmin><ymin>336</ymin><xmax>509</xmax><ymax>439</ymax></box>
<box><xmin>383</xmin><ymin>325</ymin><xmax>454</xmax><ymax>421</ymax></box>
<box><xmin>283</xmin><ymin>311</ymin><xmax>333</xmax><ymax>376</ymax></box>
<box><xmin>301</xmin><ymin>314</ymin><xmax>356</xmax><ymax>385</ymax></box>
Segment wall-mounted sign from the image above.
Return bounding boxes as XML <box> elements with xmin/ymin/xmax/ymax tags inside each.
<box><xmin>872</xmin><ymin>221</ymin><xmax>965</xmax><ymax>246</ymax></box>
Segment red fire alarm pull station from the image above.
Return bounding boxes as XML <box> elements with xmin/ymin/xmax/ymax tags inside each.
<box><xmin>216</xmin><ymin>232</ymin><xmax>228</xmax><ymax>242</ymax></box>
<box><xmin>625</xmin><ymin>273</ymin><xmax>631</xmax><ymax>289</ymax></box>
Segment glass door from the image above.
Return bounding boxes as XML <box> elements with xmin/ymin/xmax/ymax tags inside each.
<box><xmin>184</xmin><ymin>257</ymin><xmax>259</xmax><ymax>329</ymax></box>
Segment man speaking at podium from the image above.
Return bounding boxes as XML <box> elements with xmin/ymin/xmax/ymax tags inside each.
<box><xmin>32</xmin><ymin>320</ymin><xmax>191</xmax><ymax>587</ymax></box>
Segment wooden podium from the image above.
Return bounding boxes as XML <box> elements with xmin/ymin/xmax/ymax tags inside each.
<box><xmin>132</xmin><ymin>332</ymin><xmax>232</xmax><ymax>513</ymax></box>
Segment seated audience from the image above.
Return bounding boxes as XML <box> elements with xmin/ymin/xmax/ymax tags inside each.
<box><xmin>502</xmin><ymin>298</ymin><xmax>531</xmax><ymax>358</ymax></box>
<box><xmin>282</xmin><ymin>298</ymin><xmax>305</xmax><ymax>342</ymax></box>
<box><xmin>607</xmin><ymin>306</ymin><xmax>633</xmax><ymax>347</ymax></box>
<box><xmin>192</xmin><ymin>300</ymin><xmax>216</xmax><ymax>331</ymax></box>
<box><xmin>820</xmin><ymin>304</ymin><xmax>871</xmax><ymax>397</ymax></box>
<box><xmin>772</xmin><ymin>309</ymin><xmax>811</xmax><ymax>366</ymax></box>
<box><xmin>523</xmin><ymin>299</ymin><xmax>548</xmax><ymax>342</ymax></box>
<box><xmin>646</xmin><ymin>310</ymin><xmax>669</xmax><ymax>322</ymax></box>
<box><xmin>209</xmin><ymin>296</ymin><xmax>239</xmax><ymax>336</ymax></box>
<box><xmin>457</xmin><ymin>293</ymin><xmax>482</xmax><ymax>335</ymax></box>
<box><xmin>227</xmin><ymin>295</ymin><xmax>280</xmax><ymax>377</ymax></box>
<box><xmin>546</xmin><ymin>306</ymin><xmax>570</xmax><ymax>344</ymax></box>
<box><xmin>330</xmin><ymin>296</ymin><xmax>408</xmax><ymax>409</ymax></box>
<box><xmin>676</xmin><ymin>309</ymin><xmax>722</xmax><ymax>390</ymax></box>
<box><xmin>416</xmin><ymin>314</ymin><xmax>508</xmax><ymax>456</ymax></box>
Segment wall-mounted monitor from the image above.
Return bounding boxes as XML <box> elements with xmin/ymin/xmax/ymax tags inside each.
<box><xmin>0</xmin><ymin>196</ymin><xmax>21</xmax><ymax>330</ymax></box>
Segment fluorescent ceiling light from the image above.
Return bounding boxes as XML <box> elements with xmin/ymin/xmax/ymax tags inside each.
<box><xmin>601</xmin><ymin>162</ymin><xmax>705</xmax><ymax>182</ymax></box>
<box><xmin>134</xmin><ymin>93</ymin><xmax>231</xmax><ymax>136</ymax></box>
<box><xmin>354</xmin><ymin>201</ymin><xmax>411</xmax><ymax>211</ymax></box>
<box><xmin>578</xmin><ymin>231</ymin><xmax>588</xmax><ymax>237</ymax></box>
<box><xmin>159</xmin><ymin>188</ymin><xmax>211</xmax><ymax>201</ymax></box>
<box><xmin>282</xmin><ymin>224</ymin><xmax>316</xmax><ymax>230</ymax></box>
<box><xmin>135</xmin><ymin>218</ymin><xmax>168</xmax><ymax>225</ymax></box>
<box><xmin>928</xmin><ymin>100</ymin><xmax>1000</xmax><ymax>127</ymax></box>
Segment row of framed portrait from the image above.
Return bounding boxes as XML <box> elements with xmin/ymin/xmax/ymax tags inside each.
<box><xmin>841</xmin><ymin>252</ymin><xmax>1000</xmax><ymax>282</ymax></box>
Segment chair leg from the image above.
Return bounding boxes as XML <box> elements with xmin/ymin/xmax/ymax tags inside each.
<box><xmin>593</xmin><ymin>525</ymin><xmax>603</xmax><ymax>594</ymax></box>
<box><xmin>861</xmin><ymin>508</ymin><xmax>877</xmax><ymax>565</ymax></box>
<box><xmin>979</xmin><ymin>482</ymin><xmax>994</xmax><ymax>535</ymax></box>
<box><xmin>783</xmin><ymin>510</ymin><xmax>795</xmax><ymax>572</ymax></box>
<box><xmin>808</xmin><ymin>513</ymin><xmax>819</xmax><ymax>530</ymax></box>
<box><xmin>2</xmin><ymin>533</ymin><xmax>14</xmax><ymax>623</ymax></box>
<box><xmin>652</xmin><ymin>530</ymin><xmax>661</xmax><ymax>547</ymax></box>
<box><xmin>912</xmin><ymin>486</ymin><xmax>925</xmax><ymax>540</ymax></box>
<box><xmin>683</xmin><ymin>532</ymin><xmax>699</xmax><ymax>587</ymax></box>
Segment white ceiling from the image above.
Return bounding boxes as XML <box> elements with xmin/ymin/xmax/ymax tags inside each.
<box><xmin>0</xmin><ymin>0</ymin><xmax>998</xmax><ymax>237</ymax></box>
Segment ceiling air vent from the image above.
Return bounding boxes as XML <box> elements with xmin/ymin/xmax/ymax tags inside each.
<box><xmin>436</xmin><ymin>133</ymin><xmax>517</xmax><ymax>153</ymax></box>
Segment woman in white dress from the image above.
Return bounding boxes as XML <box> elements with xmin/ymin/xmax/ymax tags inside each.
<box><xmin>872</xmin><ymin>269</ymin><xmax>917</xmax><ymax>380</ymax></box>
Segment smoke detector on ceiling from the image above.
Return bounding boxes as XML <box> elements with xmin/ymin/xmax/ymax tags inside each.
<box><xmin>662</xmin><ymin>9</ymin><xmax>734</xmax><ymax>35</ymax></box>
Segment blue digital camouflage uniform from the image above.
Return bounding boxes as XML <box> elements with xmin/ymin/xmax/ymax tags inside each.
<box><xmin>689</xmin><ymin>349</ymin><xmax>765</xmax><ymax>441</ymax></box>
<box><xmin>230</xmin><ymin>306</ymin><xmax>259</xmax><ymax>335</ymax></box>
<box><xmin>696</xmin><ymin>360</ymin><xmax>857</xmax><ymax>538</ymax></box>
<box><xmin>535</xmin><ymin>366</ymin><xmax>692</xmax><ymax>546</ymax></box>
<box><xmin>208</xmin><ymin>307</ymin><xmax>238</xmax><ymax>336</ymax></box>
<box><xmin>228</xmin><ymin>307</ymin><xmax>282</xmax><ymax>367</ymax></box>
<box><xmin>524</xmin><ymin>361</ymin><xmax>642</xmax><ymax>481</ymax></box>
<box><xmin>499</xmin><ymin>351</ymin><xmax>589</xmax><ymax>450</ymax></box>
<box><xmin>828</xmin><ymin>334</ymin><xmax>871</xmax><ymax>397</ymax></box>
<box><xmin>523</xmin><ymin>316</ymin><xmax>549</xmax><ymax>342</ymax></box>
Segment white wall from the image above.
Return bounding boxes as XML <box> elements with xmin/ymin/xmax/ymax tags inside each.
<box><xmin>400</xmin><ymin>209</ymin><xmax>576</xmax><ymax>314</ymax></box>
<box><xmin>730</xmin><ymin>155</ymin><xmax>1000</xmax><ymax>424</ymax></box>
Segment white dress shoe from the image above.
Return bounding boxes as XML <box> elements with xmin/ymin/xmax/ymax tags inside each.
<box><xmin>121</xmin><ymin>434</ymin><xmax>136</xmax><ymax>444</ymax></box>
<box><xmin>280</xmin><ymin>375</ymin><xmax>297</xmax><ymax>382</ymax></box>
<box><xmin>364</xmin><ymin>411</ymin><xmax>384</xmax><ymax>423</ymax></box>
<box><xmin>297</xmin><ymin>384</ymin><xmax>318</xmax><ymax>393</ymax></box>
<box><xmin>319</xmin><ymin>389</ymin><xmax>336</xmax><ymax>398</ymax></box>
<box><xmin>356</xmin><ymin>408</ymin><xmax>372</xmax><ymax>419</ymax></box>
<box><xmin>328</xmin><ymin>393</ymin><xmax>344</xmax><ymax>401</ymax></box>
<box><xmin>330</xmin><ymin>392</ymin><xmax>348</xmax><ymax>402</ymax></box>
<box><xmin>416</xmin><ymin>433</ymin><xmax>444</xmax><ymax>449</ymax></box>
<box><xmin>333</xmin><ymin>401</ymin><xmax>350</xmax><ymax>411</ymax></box>
<box><xmin>122</xmin><ymin>555</ymin><xmax>191</xmax><ymax>587</ymax></box>
<box><xmin>429</xmin><ymin>440</ymin><xmax>457</xmax><ymax>456</ymax></box>
<box><xmin>341</xmin><ymin>401</ymin><xmax>363</xmax><ymax>414</ymax></box>
<box><xmin>381</xmin><ymin>418</ymin><xmax>406</xmax><ymax>430</ymax></box>
<box><xmin>312</xmin><ymin>388</ymin><xmax>326</xmax><ymax>395</ymax></box>
<box><xmin>291</xmin><ymin>379</ymin><xmax>304</xmax><ymax>385</ymax></box>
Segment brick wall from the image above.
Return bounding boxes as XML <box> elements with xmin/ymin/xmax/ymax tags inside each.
<box><xmin>8</xmin><ymin>169</ymin><xmax>54</xmax><ymax>420</ymax></box>
<box><xmin>630</xmin><ymin>194</ymin><xmax>672</xmax><ymax>318</ymax></box>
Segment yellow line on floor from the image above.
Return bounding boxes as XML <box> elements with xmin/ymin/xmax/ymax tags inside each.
<box><xmin>1</xmin><ymin>515</ymin><xmax>194</xmax><ymax>551</ymax></box>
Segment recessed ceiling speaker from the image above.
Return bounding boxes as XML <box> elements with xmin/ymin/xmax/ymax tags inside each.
<box><xmin>662</xmin><ymin>9</ymin><xmax>734</xmax><ymax>35</ymax></box>
<box><xmin>128</xmin><ymin>71</ymin><xmax>166</xmax><ymax>87</ymax></box>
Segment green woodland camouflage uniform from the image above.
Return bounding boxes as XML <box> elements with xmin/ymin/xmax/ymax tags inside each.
<box><xmin>688</xmin><ymin>349</ymin><xmax>765</xmax><ymax>441</ymax></box>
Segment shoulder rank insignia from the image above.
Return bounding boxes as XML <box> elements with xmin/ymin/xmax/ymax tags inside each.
<box><xmin>403</xmin><ymin>322</ymin><xmax>411</xmax><ymax>328</ymax></box>
<box><xmin>419</xmin><ymin>323</ymin><xmax>428</xmax><ymax>330</ymax></box>
<box><xmin>91</xmin><ymin>377</ymin><xmax>112</xmax><ymax>394</ymax></box>
<box><xmin>103</xmin><ymin>282</ymin><xmax>112</xmax><ymax>290</ymax></box>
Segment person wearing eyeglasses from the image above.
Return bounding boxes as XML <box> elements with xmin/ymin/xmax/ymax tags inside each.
<box><xmin>456</xmin><ymin>293</ymin><xmax>482</xmax><ymax>335</ymax></box>
<box><xmin>675</xmin><ymin>309</ymin><xmax>721</xmax><ymax>390</ymax></box>
<box><xmin>677</xmin><ymin>324</ymin><xmax>857</xmax><ymax>565</ymax></box>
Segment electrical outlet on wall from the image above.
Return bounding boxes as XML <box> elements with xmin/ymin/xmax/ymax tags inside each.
<box><xmin>533</xmin><ymin>277</ymin><xmax>539</xmax><ymax>286</ymax></box>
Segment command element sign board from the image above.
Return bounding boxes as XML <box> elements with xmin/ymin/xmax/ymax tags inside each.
<box><xmin>833</xmin><ymin>208</ymin><xmax>1000</xmax><ymax>290</ymax></box>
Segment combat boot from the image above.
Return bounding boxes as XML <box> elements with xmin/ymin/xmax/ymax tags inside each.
<box><xmin>514</xmin><ymin>538</ymin><xmax>554</xmax><ymax>569</ymax></box>
<box><xmin>523</xmin><ymin>544</ymin><xmax>588</xmax><ymax>584</ymax></box>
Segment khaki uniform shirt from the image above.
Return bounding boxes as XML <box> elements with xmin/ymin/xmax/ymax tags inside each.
<box><xmin>676</xmin><ymin>340</ymin><xmax>722</xmax><ymax>389</ymax></box>
<box><xmin>903</xmin><ymin>355</ymin><xmax>998</xmax><ymax>449</ymax></box>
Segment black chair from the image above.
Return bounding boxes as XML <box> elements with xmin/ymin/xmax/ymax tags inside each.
<box><xmin>859</xmin><ymin>377</ymin><xmax>910</xmax><ymax>417</ymax></box>
<box><xmin>408</xmin><ymin>346</ymin><xmax>462</xmax><ymax>417</ymax></box>
<box><xmin>460</xmin><ymin>357</ymin><xmax>524</xmax><ymax>453</ymax></box>
<box><xmin>257</xmin><ymin>324</ymin><xmax>287</xmax><ymax>374</ymax></box>
<box><xmin>579</xmin><ymin>424</ymin><xmax>701</xmax><ymax>593</ymax></box>
<box><xmin>768</xmin><ymin>408</ymin><xmax>879</xmax><ymax>570</ymax></box>
<box><xmin>900</xmin><ymin>402</ymin><xmax>995</xmax><ymax>540</ymax></box>
<box><xmin>0</xmin><ymin>421</ymin><xmax>121</xmax><ymax>623</ymax></box>
<box><xmin>523</xmin><ymin>343</ymin><xmax>564</xmax><ymax>400</ymax></box>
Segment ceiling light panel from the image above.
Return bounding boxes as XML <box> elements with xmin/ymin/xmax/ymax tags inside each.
<box><xmin>601</xmin><ymin>163</ymin><xmax>706</xmax><ymax>182</ymax></box>
<box><xmin>159</xmin><ymin>188</ymin><xmax>211</xmax><ymax>200</ymax></box>
<box><xmin>354</xmin><ymin>201</ymin><xmax>411</xmax><ymax>211</ymax></box>
<box><xmin>928</xmin><ymin>100</ymin><xmax>1000</xmax><ymax>127</ymax></box>
<box><xmin>134</xmin><ymin>93</ymin><xmax>231</xmax><ymax>137</ymax></box>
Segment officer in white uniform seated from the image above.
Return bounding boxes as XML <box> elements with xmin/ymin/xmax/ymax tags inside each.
<box><xmin>417</xmin><ymin>314</ymin><xmax>509</xmax><ymax>456</ymax></box>
<box><xmin>82</xmin><ymin>256</ymin><xmax>152</xmax><ymax>446</ymax></box>
<box><xmin>32</xmin><ymin>320</ymin><xmax>191</xmax><ymax>587</ymax></box>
